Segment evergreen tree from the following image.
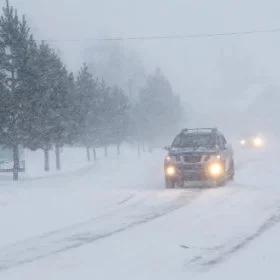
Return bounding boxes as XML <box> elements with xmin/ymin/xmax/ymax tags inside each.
<box><xmin>106</xmin><ymin>86</ymin><xmax>130</xmax><ymax>154</ymax></box>
<box><xmin>50</xmin><ymin>60</ymin><xmax>72</xmax><ymax>170</ymax></box>
<box><xmin>23</xmin><ymin>42</ymin><xmax>73</xmax><ymax>171</ymax></box>
<box><xmin>0</xmin><ymin>0</ymin><xmax>37</xmax><ymax>180</ymax></box>
<box><xmin>24</xmin><ymin>42</ymin><xmax>54</xmax><ymax>171</ymax></box>
<box><xmin>135</xmin><ymin>68</ymin><xmax>183</xmax><ymax>148</ymax></box>
<box><xmin>95</xmin><ymin>80</ymin><xmax>112</xmax><ymax>153</ymax></box>
<box><xmin>75</xmin><ymin>64</ymin><xmax>98</xmax><ymax>161</ymax></box>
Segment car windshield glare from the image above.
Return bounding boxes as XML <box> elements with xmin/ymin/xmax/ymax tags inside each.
<box><xmin>172</xmin><ymin>133</ymin><xmax>216</xmax><ymax>148</ymax></box>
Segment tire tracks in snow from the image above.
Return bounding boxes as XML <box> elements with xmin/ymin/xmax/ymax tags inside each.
<box><xmin>0</xmin><ymin>155</ymin><xmax>260</xmax><ymax>272</ymax></box>
<box><xmin>0</xmin><ymin>189</ymin><xmax>201</xmax><ymax>272</ymax></box>
<box><xmin>192</xmin><ymin>207</ymin><xmax>280</xmax><ymax>269</ymax></box>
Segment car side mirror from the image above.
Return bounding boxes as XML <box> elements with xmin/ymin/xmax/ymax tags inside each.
<box><xmin>216</xmin><ymin>144</ymin><xmax>225</xmax><ymax>150</ymax></box>
<box><xmin>164</xmin><ymin>145</ymin><xmax>171</xmax><ymax>151</ymax></box>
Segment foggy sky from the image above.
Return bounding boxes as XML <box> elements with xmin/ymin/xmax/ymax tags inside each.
<box><xmin>2</xmin><ymin>0</ymin><xmax>280</xmax><ymax>129</ymax></box>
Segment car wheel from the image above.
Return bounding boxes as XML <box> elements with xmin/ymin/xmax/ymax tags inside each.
<box><xmin>217</xmin><ymin>179</ymin><xmax>226</xmax><ymax>187</ymax></box>
<box><xmin>214</xmin><ymin>176</ymin><xmax>226</xmax><ymax>187</ymax></box>
<box><xmin>176</xmin><ymin>179</ymin><xmax>184</xmax><ymax>188</ymax></box>
<box><xmin>229</xmin><ymin>160</ymin><xmax>235</xmax><ymax>180</ymax></box>
<box><xmin>165</xmin><ymin>178</ymin><xmax>175</xmax><ymax>189</ymax></box>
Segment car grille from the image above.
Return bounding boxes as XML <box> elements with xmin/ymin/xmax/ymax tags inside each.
<box><xmin>183</xmin><ymin>164</ymin><xmax>202</xmax><ymax>171</ymax></box>
<box><xmin>180</xmin><ymin>164</ymin><xmax>205</xmax><ymax>180</ymax></box>
<box><xmin>183</xmin><ymin>155</ymin><xmax>202</xmax><ymax>163</ymax></box>
<box><xmin>184</xmin><ymin>173</ymin><xmax>203</xmax><ymax>181</ymax></box>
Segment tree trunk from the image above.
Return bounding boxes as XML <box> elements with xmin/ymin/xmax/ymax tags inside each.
<box><xmin>86</xmin><ymin>147</ymin><xmax>91</xmax><ymax>162</ymax></box>
<box><xmin>142</xmin><ymin>142</ymin><xmax>146</xmax><ymax>153</ymax></box>
<box><xmin>93</xmin><ymin>148</ymin><xmax>97</xmax><ymax>161</ymax></box>
<box><xmin>137</xmin><ymin>143</ymin><xmax>141</xmax><ymax>158</ymax></box>
<box><xmin>13</xmin><ymin>144</ymin><xmax>19</xmax><ymax>181</ymax></box>
<box><xmin>55</xmin><ymin>145</ymin><xmax>61</xmax><ymax>171</ymax></box>
<box><xmin>44</xmin><ymin>148</ymin><xmax>50</xmax><ymax>172</ymax></box>
<box><xmin>104</xmin><ymin>146</ymin><xmax>108</xmax><ymax>157</ymax></box>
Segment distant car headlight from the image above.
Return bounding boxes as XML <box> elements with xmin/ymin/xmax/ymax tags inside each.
<box><xmin>165</xmin><ymin>166</ymin><xmax>176</xmax><ymax>177</ymax></box>
<box><xmin>252</xmin><ymin>137</ymin><xmax>264</xmax><ymax>148</ymax></box>
<box><xmin>240</xmin><ymin>139</ymin><xmax>246</xmax><ymax>146</ymax></box>
<box><xmin>208</xmin><ymin>162</ymin><xmax>224</xmax><ymax>178</ymax></box>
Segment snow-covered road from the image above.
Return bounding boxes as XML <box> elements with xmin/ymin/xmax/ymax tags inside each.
<box><xmin>1</xmin><ymin>146</ymin><xmax>280</xmax><ymax>279</ymax></box>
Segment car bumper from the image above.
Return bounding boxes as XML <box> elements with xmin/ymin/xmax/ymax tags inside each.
<box><xmin>183</xmin><ymin>180</ymin><xmax>217</xmax><ymax>187</ymax></box>
<box><xmin>178</xmin><ymin>164</ymin><xmax>208</xmax><ymax>181</ymax></box>
<box><xmin>165</xmin><ymin>162</ymin><xmax>226</xmax><ymax>183</ymax></box>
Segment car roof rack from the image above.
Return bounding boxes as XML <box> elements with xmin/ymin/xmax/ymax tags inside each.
<box><xmin>181</xmin><ymin>128</ymin><xmax>218</xmax><ymax>134</ymax></box>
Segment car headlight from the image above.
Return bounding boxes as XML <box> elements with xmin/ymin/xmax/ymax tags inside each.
<box><xmin>165</xmin><ymin>166</ymin><xmax>176</xmax><ymax>176</ymax></box>
<box><xmin>252</xmin><ymin>137</ymin><xmax>264</xmax><ymax>147</ymax></box>
<box><xmin>240</xmin><ymin>139</ymin><xmax>246</xmax><ymax>146</ymax></box>
<box><xmin>208</xmin><ymin>162</ymin><xmax>224</xmax><ymax>178</ymax></box>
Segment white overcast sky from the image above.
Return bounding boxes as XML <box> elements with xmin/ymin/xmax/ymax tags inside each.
<box><xmin>2</xmin><ymin>0</ymin><xmax>280</xmax><ymax>116</ymax></box>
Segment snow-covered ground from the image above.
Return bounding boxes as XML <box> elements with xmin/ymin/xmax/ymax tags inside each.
<box><xmin>0</xmin><ymin>145</ymin><xmax>280</xmax><ymax>279</ymax></box>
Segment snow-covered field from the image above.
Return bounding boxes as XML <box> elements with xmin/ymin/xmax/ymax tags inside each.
<box><xmin>0</xmin><ymin>145</ymin><xmax>280</xmax><ymax>279</ymax></box>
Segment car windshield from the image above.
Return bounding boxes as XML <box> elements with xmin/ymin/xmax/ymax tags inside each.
<box><xmin>172</xmin><ymin>133</ymin><xmax>216</xmax><ymax>148</ymax></box>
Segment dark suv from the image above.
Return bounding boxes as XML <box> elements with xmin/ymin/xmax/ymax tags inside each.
<box><xmin>164</xmin><ymin>128</ymin><xmax>234</xmax><ymax>188</ymax></box>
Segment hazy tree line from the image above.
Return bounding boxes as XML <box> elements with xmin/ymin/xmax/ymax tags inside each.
<box><xmin>0</xmin><ymin>1</ymin><xmax>184</xmax><ymax>180</ymax></box>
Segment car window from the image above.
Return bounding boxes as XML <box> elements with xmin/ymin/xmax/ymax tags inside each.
<box><xmin>172</xmin><ymin>133</ymin><xmax>216</xmax><ymax>148</ymax></box>
<box><xmin>218</xmin><ymin>135</ymin><xmax>227</xmax><ymax>149</ymax></box>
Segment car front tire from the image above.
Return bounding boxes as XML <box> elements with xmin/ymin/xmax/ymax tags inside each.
<box><xmin>165</xmin><ymin>178</ymin><xmax>175</xmax><ymax>189</ymax></box>
<box><xmin>228</xmin><ymin>160</ymin><xmax>235</xmax><ymax>180</ymax></box>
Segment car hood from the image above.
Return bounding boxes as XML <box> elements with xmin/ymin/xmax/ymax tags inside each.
<box><xmin>169</xmin><ymin>147</ymin><xmax>218</xmax><ymax>155</ymax></box>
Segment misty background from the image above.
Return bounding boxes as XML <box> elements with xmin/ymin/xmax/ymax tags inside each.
<box><xmin>3</xmin><ymin>0</ymin><xmax>280</xmax><ymax>135</ymax></box>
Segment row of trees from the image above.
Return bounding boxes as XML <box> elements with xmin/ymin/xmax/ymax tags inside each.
<box><xmin>0</xmin><ymin>1</ymin><xmax>184</xmax><ymax>180</ymax></box>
